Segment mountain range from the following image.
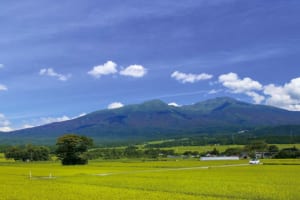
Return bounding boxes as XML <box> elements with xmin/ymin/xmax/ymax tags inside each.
<box><xmin>1</xmin><ymin>97</ymin><xmax>300</xmax><ymax>144</ymax></box>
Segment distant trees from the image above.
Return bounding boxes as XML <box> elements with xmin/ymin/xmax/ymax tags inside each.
<box><xmin>5</xmin><ymin>145</ymin><xmax>50</xmax><ymax>161</ymax></box>
<box><xmin>223</xmin><ymin>147</ymin><xmax>243</xmax><ymax>156</ymax></box>
<box><xmin>244</xmin><ymin>141</ymin><xmax>268</xmax><ymax>152</ymax></box>
<box><xmin>55</xmin><ymin>134</ymin><xmax>93</xmax><ymax>165</ymax></box>
<box><xmin>274</xmin><ymin>146</ymin><xmax>300</xmax><ymax>158</ymax></box>
<box><xmin>86</xmin><ymin>147</ymin><xmax>175</xmax><ymax>160</ymax></box>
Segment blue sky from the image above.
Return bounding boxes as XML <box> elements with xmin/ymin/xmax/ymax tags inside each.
<box><xmin>1</xmin><ymin>0</ymin><xmax>300</xmax><ymax>131</ymax></box>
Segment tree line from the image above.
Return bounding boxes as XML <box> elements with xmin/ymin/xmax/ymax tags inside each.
<box><xmin>5</xmin><ymin>145</ymin><xmax>50</xmax><ymax>161</ymax></box>
<box><xmin>3</xmin><ymin>134</ymin><xmax>300</xmax><ymax>165</ymax></box>
<box><xmin>86</xmin><ymin>146</ymin><xmax>175</xmax><ymax>160</ymax></box>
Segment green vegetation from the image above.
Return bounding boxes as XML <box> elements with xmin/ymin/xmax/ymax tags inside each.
<box><xmin>1</xmin><ymin>135</ymin><xmax>299</xmax><ymax>199</ymax></box>
<box><xmin>4</xmin><ymin>144</ymin><xmax>50</xmax><ymax>161</ymax></box>
<box><xmin>3</xmin><ymin>98</ymin><xmax>300</xmax><ymax>145</ymax></box>
<box><xmin>56</xmin><ymin>134</ymin><xmax>93</xmax><ymax>165</ymax></box>
<box><xmin>0</xmin><ymin>158</ymin><xmax>299</xmax><ymax>199</ymax></box>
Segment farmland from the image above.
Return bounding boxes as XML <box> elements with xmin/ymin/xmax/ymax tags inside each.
<box><xmin>158</xmin><ymin>143</ymin><xmax>300</xmax><ymax>154</ymax></box>
<box><xmin>0</xmin><ymin>155</ymin><xmax>299</xmax><ymax>200</ymax></box>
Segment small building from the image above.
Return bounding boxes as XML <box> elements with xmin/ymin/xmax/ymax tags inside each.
<box><xmin>255</xmin><ymin>152</ymin><xmax>273</xmax><ymax>159</ymax></box>
<box><xmin>200</xmin><ymin>156</ymin><xmax>239</xmax><ymax>161</ymax></box>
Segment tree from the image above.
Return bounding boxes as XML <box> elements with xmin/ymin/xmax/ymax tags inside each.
<box><xmin>223</xmin><ymin>147</ymin><xmax>243</xmax><ymax>156</ymax></box>
<box><xmin>5</xmin><ymin>145</ymin><xmax>50</xmax><ymax>161</ymax></box>
<box><xmin>244</xmin><ymin>140</ymin><xmax>268</xmax><ymax>152</ymax></box>
<box><xmin>268</xmin><ymin>145</ymin><xmax>279</xmax><ymax>153</ymax></box>
<box><xmin>275</xmin><ymin>146</ymin><xmax>300</xmax><ymax>158</ymax></box>
<box><xmin>55</xmin><ymin>134</ymin><xmax>93</xmax><ymax>165</ymax></box>
<box><xmin>123</xmin><ymin>146</ymin><xmax>141</xmax><ymax>158</ymax></box>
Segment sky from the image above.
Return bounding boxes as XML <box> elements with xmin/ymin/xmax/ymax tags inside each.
<box><xmin>1</xmin><ymin>0</ymin><xmax>300</xmax><ymax>131</ymax></box>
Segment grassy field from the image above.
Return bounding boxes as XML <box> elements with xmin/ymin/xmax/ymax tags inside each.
<box><xmin>159</xmin><ymin>144</ymin><xmax>300</xmax><ymax>154</ymax></box>
<box><xmin>0</xmin><ymin>155</ymin><xmax>299</xmax><ymax>200</ymax></box>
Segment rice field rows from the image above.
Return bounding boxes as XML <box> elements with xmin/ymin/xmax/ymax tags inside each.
<box><xmin>0</xmin><ymin>158</ymin><xmax>299</xmax><ymax>200</ymax></box>
<box><xmin>159</xmin><ymin>144</ymin><xmax>300</xmax><ymax>154</ymax></box>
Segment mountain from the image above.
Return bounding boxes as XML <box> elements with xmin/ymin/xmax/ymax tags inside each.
<box><xmin>2</xmin><ymin>97</ymin><xmax>300</xmax><ymax>144</ymax></box>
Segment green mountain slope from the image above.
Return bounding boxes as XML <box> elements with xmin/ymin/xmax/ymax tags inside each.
<box><xmin>2</xmin><ymin>97</ymin><xmax>300</xmax><ymax>144</ymax></box>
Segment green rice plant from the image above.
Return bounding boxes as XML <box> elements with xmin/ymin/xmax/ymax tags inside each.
<box><xmin>0</xmin><ymin>158</ymin><xmax>299</xmax><ymax>199</ymax></box>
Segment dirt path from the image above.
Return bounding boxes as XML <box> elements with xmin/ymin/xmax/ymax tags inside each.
<box><xmin>95</xmin><ymin>163</ymin><xmax>250</xmax><ymax>176</ymax></box>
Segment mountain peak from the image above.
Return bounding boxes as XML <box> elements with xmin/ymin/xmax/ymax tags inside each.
<box><xmin>5</xmin><ymin>97</ymin><xmax>300</xmax><ymax>145</ymax></box>
<box><xmin>142</xmin><ymin>99</ymin><xmax>166</xmax><ymax>105</ymax></box>
<box><xmin>187</xmin><ymin>97</ymin><xmax>249</xmax><ymax>112</ymax></box>
<box><xmin>139</xmin><ymin>99</ymin><xmax>169</xmax><ymax>111</ymax></box>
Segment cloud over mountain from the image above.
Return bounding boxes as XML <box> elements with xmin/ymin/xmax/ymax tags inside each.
<box><xmin>108</xmin><ymin>102</ymin><xmax>124</xmax><ymax>109</ymax></box>
<box><xmin>264</xmin><ymin>77</ymin><xmax>300</xmax><ymax>111</ymax></box>
<box><xmin>0</xmin><ymin>113</ymin><xmax>12</xmax><ymax>132</ymax></box>
<box><xmin>218</xmin><ymin>72</ymin><xmax>264</xmax><ymax>104</ymax></box>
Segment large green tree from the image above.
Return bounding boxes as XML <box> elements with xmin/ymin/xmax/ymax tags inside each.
<box><xmin>55</xmin><ymin>134</ymin><xmax>93</xmax><ymax>165</ymax></box>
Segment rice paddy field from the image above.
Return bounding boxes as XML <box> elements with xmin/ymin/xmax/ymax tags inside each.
<box><xmin>0</xmin><ymin>154</ymin><xmax>299</xmax><ymax>200</ymax></box>
<box><xmin>159</xmin><ymin>144</ymin><xmax>300</xmax><ymax>154</ymax></box>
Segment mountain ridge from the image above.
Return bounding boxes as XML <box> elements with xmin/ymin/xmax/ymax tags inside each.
<box><xmin>1</xmin><ymin>97</ymin><xmax>300</xmax><ymax>144</ymax></box>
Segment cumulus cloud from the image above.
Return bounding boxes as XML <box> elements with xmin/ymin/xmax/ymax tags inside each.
<box><xmin>108</xmin><ymin>102</ymin><xmax>124</xmax><ymax>109</ymax></box>
<box><xmin>218</xmin><ymin>72</ymin><xmax>264</xmax><ymax>104</ymax></box>
<box><xmin>0</xmin><ymin>113</ymin><xmax>12</xmax><ymax>132</ymax></box>
<box><xmin>219</xmin><ymin>73</ymin><xmax>263</xmax><ymax>93</ymax></box>
<box><xmin>264</xmin><ymin>77</ymin><xmax>300</xmax><ymax>111</ymax></box>
<box><xmin>246</xmin><ymin>91</ymin><xmax>266</xmax><ymax>104</ymax></box>
<box><xmin>168</xmin><ymin>102</ymin><xmax>181</xmax><ymax>107</ymax></box>
<box><xmin>120</xmin><ymin>65</ymin><xmax>147</xmax><ymax>78</ymax></box>
<box><xmin>0</xmin><ymin>84</ymin><xmax>8</xmax><ymax>91</ymax></box>
<box><xmin>171</xmin><ymin>71</ymin><xmax>213</xmax><ymax>83</ymax></box>
<box><xmin>39</xmin><ymin>68</ymin><xmax>71</xmax><ymax>81</ymax></box>
<box><xmin>88</xmin><ymin>60</ymin><xmax>118</xmax><ymax>78</ymax></box>
<box><xmin>218</xmin><ymin>73</ymin><xmax>300</xmax><ymax>109</ymax></box>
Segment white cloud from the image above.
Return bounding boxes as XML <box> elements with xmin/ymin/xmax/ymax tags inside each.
<box><xmin>0</xmin><ymin>113</ymin><xmax>12</xmax><ymax>132</ymax></box>
<box><xmin>88</xmin><ymin>60</ymin><xmax>118</xmax><ymax>78</ymax></box>
<box><xmin>168</xmin><ymin>102</ymin><xmax>181</xmax><ymax>107</ymax></box>
<box><xmin>41</xmin><ymin>115</ymin><xmax>71</xmax><ymax>124</ymax></box>
<box><xmin>218</xmin><ymin>73</ymin><xmax>300</xmax><ymax>109</ymax></box>
<box><xmin>264</xmin><ymin>77</ymin><xmax>300</xmax><ymax>111</ymax></box>
<box><xmin>218</xmin><ymin>72</ymin><xmax>264</xmax><ymax>104</ymax></box>
<box><xmin>22</xmin><ymin>124</ymin><xmax>34</xmax><ymax>129</ymax></box>
<box><xmin>208</xmin><ymin>89</ymin><xmax>222</xmax><ymax>94</ymax></box>
<box><xmin>171</xmin><ymin>71</ymin><xmax>213</xmax><ymax>83</ymax></box>
<box><xmin>246</xmin><ymin>91</ymin><xmax>266</xmax><ymax>104</ymax></box>
<box><xmin>0</xmin><ymin>113</ymin><xmax>10</xmax><ymax>127</ymax></box>
<box><xmin>108</xmin><ymin>102</ymin><xmax>124</xmax><ymax>109</ymax></box>
<box><xmin>20</xmin><ymin>113</ymin><xmax>87</xmax><ymax>130</ymax></box>
<box><xmin>76</xmin><ymin>113</ymin><xmax>87</xmax><ymax>118</ymax></box>
<box><xmin>219</xmin><ymin>73</ymin><xmax>263</xmax><ymax>93</ymax></box>
<box><xmin>120</xmin><ymin>65</ymin><xmax>147</xmax><ymax>78</ymax></box>
<box><xmin>0</xmin><ymin>126</ymin><xmax>13</xmax><ymax>132</ymax></box>
<box><xmin>0</xmin><ymin>65</ymin><xmax>7</xmax><ymax>91</ymax></box>
<box><xmin>39</xmin><ymin>68</ymin><xmax>71</xmax><ymax>81</ymax></box>
<box><xmin>0</xmin><ymin>84</ymin><xmax>8</xmax><ymax>91</ymax></box>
